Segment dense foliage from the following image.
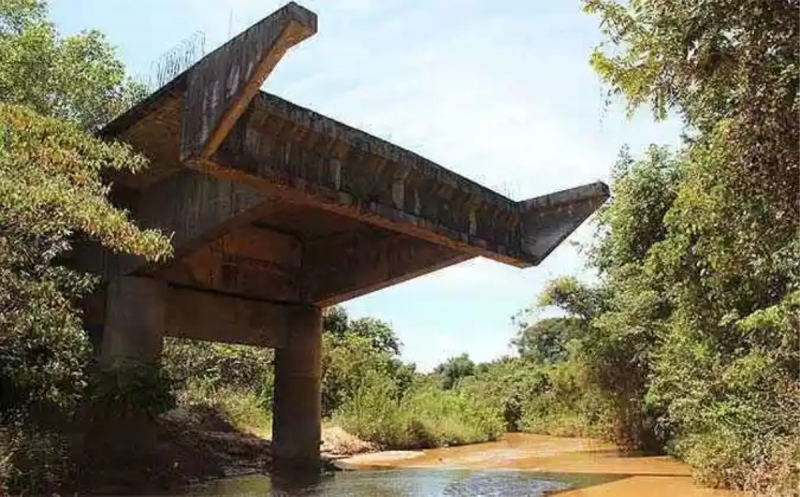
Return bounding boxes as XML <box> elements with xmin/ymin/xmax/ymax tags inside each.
<box><xmin>433</xmin><ymin>353</ymin><xmax>475</xmax><ymax>390</ymax></box>
<box><xmin>0</xmin><ymin>0</ymin><xmax>169</xmax><ymax>423</ymax></box>
<box><xmin>0</xmin><ymin>103</ymin><xmax>170</xmax><ymax>427</ymax></box>
<box><xmin>334</xmin><ymin>376</ymin><xmax>502</xmax><ymax>449</ymax></box>
<box><xmin>321</xmin><ymin>308</ymin><xmax>415</xmax><ymax>417</ymax></box>
<box><xmin>517</xmin><ymin>0</ymin><xmax>800</xmax><ymax>493</ymax></box>
<box><xmin>0</xmin><ymin>2</ymin><xmax>169</xmax><ymax>492</ymax></box>
<box><xmin>0</xmin><ymin>0</ymin><xmax>146</xmax><ymax>130</ymax></box>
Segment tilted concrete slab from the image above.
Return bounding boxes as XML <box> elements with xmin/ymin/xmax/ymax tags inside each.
<box><xmin>85</xmin><ymin>1</ymin><xmax>609</xmax><ymax>308</ymax></box>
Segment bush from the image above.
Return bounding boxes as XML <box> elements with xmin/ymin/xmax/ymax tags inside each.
<box><xmin>161</xmin><ymin>338</ymin><xmax>274</xmax><ymax>435</ymax></box>
<box><xmin>0</xmin><ymin>324</ymin><xmax>91</xmax><ymax>426</ymax></box>
<box><xmin>0</xmin><ymin>427</ymin><xmax>75</xmax><ymax>496</ymax></box>
<box><xmin>83</xmin><ymin>362</ymin><xmax>176</xmax><ymax>420</ymax></box>
<box><xmin>744</xmin><ymin>434</ymin><xmax>800</xmax><ymax>497</ymax></box>
<box><xmin>334</xmin><ymin>373</ymin><xmax>503</xmax><ymax>449</ymax></box>
<box><xmin>321</xmin><ymin>330</ymin><xmax>413</xmax><ymax>417</ymax></box>
<box><xmin>162</xmin><ymin>338</ymin><xmax>273</xmax><ymax>394</ymax></box>
<box><xmin>177</xmin><ymin>379</ymin><xmax>272</xmax><ymax>436</ymax></box>
<box><xmin>518</xmin><ymin>361</ymin><xmax>614</xmax><ymax>439</ymax></box>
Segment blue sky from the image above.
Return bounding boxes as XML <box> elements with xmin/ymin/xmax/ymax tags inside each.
<box><xmin>51</xmin><ymin>0</ymin><xmax>680</xmax><ymax>371</ymax></box>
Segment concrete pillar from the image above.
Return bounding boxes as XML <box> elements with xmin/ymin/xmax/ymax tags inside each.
<box><xmin>272</xmin><ymin>306</ymin><xmax>323</xmax><ymax>473</ymax></box>
<box><xmin>101</xmin><ymin>276</ymin><xmax>167</xmax><ymax>366</ymax></box>
<box><xmin>81</xmin><ymin>287</ymin><xmax>107</xmax><ymax>355</ymax></box>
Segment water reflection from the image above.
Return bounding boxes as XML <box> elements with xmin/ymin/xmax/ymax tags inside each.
<box><xmin>181</xmin><ymin>434</ymin><xmax>743</xmax><ymax>497</ymax></box>
<box><xmin>185</xmin><ymin>469</ymin><xmax>571</xmax><ymax>496</ymax></box>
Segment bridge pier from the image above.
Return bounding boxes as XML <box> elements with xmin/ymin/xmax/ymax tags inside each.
<box><xmin>100</xmin><ymin>276</ymin><xmax>167</xmax><ymax>366</ymax></box>
<box><xmin>92</xmin><ymin>278</ymin><xmax>326</xmax><ymax>472</ymax></box>
<box><xmin>272</xmin><ymin>306</ymin><xmax>323</xmax><ymax>472</ymax></box>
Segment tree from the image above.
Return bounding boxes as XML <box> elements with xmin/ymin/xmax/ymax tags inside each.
<box><xmin>564</xmin><ymin>0</ymin><xmax>800</xmax><ymax>490</ymax></box>
<box><xmin>0</xmin><ymin>0</ymin><xmax>169</xmax><ymax>427</ymax></box>
<box><xmin>348</xmin><ymin>317</ymin><xmax>402</xmax><ymax>356</ymax></box>
<box><xmin>434</xmin><ymin>353</ymin><xmax>476</xmax><ymax>390</ymax></box>
<box><xmin>512</xmin><ymin>317</ymin><xmax>583</xmax><ymax>365</ymax></box>
<box><xmin>320</xmin><ymin>307</ymin><xmax>412</xmax><ymax>416</ymax></box>
<box><xmin>323</xmin><ymin>306</ymin><xmax>402</xmax><ymax>356</ymax></box>
<box><xmin>585</xmin><ymin>0</ymin><xmax>798</xmax><ymax>256</ymax></box>
<box><xmin>321</xmin><ymin>332</ymin><xmax>415</xmax><ymax>417</ymax></box>
<box><xmin>0</xmin><ymin>103</ymin><xmax>171</xmax><ymax>423</ymax></box>
<box><xmin>322</xmin><ymin>306</ymin><xmax>350</xmax><ymax>337</ymax></box>
<box><xmin>0</xmin><ymin>0</ymin><xmax>146</xmax><ymax>130</ymax></box>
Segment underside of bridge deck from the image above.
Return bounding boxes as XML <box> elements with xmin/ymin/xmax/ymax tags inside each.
<box><xmin>76</xmin><ymin>1</ymin><xmax>609</xmax><ymax>473</ymax></box>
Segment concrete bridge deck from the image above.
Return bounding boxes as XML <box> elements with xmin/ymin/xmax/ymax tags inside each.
<box><xmin>79</xmin><ymin>2</ymin><xmax>608</xmax><ymax>473</ymax></box>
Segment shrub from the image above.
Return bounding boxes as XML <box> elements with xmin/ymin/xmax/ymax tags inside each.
<box><xmin>177</xmin><ymin>379</ymin><xmax>272</xmax><ymax>436</ymax></box>
<box><xmin>0</xmin><ymin>427</ymin><xmax>75</xmax><ymax>495</ymax></box>
<box><xmin>162</xmin><ymin>338</ymin><xmax>274</xmax><ymax>435</ymax></box>
<box><xmin>162</xmin><ymin>338</ymin><xmax>273</xmax><ymax>393</ymax></box>
<box><xmin>0</xmin><ymin>324</ymin><xmax>91</xmax><ymax>427</ymax></box>
<box><xmin>334</xmin><ymin>373</ymin><xmax>503</xmax><ymax>449</ymax></box>
<box><xmin>321</xmin><ymin>331</ymin><xmax>413</xmax><ymax>417</ymax></box>
<box><xmin>83</xmin><ymin>362</ymin><xmax>176</xmax><ymax>420</ymax></box>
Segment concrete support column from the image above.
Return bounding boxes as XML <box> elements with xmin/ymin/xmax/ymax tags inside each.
<box><xmin>101</xmin><ymin>276</ymin><xmax>167</xmax><ymax>366</ymax></box>
<box><xmin>81</xmin><ymin>287</ymin><xmax>107</xmax><ymax>355</ymax></box>
<box><xmin>272</xmin><ymin>306</ymin><xmax>323</xmax><ymax>473</ymax></box>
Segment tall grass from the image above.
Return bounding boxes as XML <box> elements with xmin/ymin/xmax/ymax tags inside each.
<box><xmin>333</xmin><ymin>373</ymin><xmax>502</xmax><ymax>449</ymax></box>
<box><xmin>520</xmin><ymin>389</ymin><xmax>614</xmax><ymax>439</ymax></box>
<box><xmin>177</xmin><ymin>379</ymin><xmax>272</xmax><ymax>436</ymax></box>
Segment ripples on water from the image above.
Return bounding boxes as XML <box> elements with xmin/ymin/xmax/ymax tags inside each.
<box><xmin>186</xmin><ymin>469</ymin><xmax>571</xmax><ymax>496</ymax></box>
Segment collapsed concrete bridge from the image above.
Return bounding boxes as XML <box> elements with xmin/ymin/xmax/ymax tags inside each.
<box><xmin>78</xmin><ymin>2</ymin><xmax>608</xmax><ymax>472</ymax></box>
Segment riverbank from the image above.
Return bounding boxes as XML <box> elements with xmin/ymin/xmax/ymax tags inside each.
<box><xmin>3</xmin><ymin>407</ymin><xmax>752</xmax><ymax>496</ymax></box>
<box><xmin>156</xmin><ymin>406</ymin><xmax>377</xmax><ymax>474</ymax></box>
<box><xmin>8</xmin><ymin>406</ymin><xmax>377</xmax><ymax>495</ymax></box>
<box><xmin>341</xmin><ymin>433</ymin><xmax>745</xmax><ymax>497</ymax></box>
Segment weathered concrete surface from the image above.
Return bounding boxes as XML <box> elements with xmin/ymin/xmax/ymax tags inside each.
<box><xmin>162</xmin><ymin>225</ymin><xmax>303</xmax><ymax>303</ymax></box>
<box><xmin>180</xmin><ymin>2</ymin><xmax>317</xmax><ymax>162</ymax></box>
<box><xmin>92</xmin><ymin>1</ymin><xmax>609</xmax><ymax>296</ymax></box>
<box><xmin>165</xmin><ymin>287</ymin><xmax>289</xmax><ymax>348</ymax></box>
<box><xmin>302</xmin><ymin>229</ymin><xmax>470</xmax><ymax>306</ymax></box>
<box><xmin>101</xmin><ymin>277</ymin><xmax>167</xmax><ymax>365</ymax></box>
<box><xmin>271</xmin><ymin>306</ymin><xmax>323</xmax><ymax>472</ymax></box>
<box><xmin>97</xmin><ymin>278</ymin><xmax>291</xmax><ymax>356</ymax></box>
<box><xmin>520</xmin><ymin>181</ymin><xmax>610</xmax><ymax>264</ymax></box>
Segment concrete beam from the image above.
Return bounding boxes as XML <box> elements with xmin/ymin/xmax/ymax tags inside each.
<box><xmin>180</xmin><ymin>2</ymin><xmax>317</xmax><ymax>162</ymax></box>
<box><xmin>74</xmin><ymin>170</ymin><xmax>268</xmax><ymax>279</ymax></box>
<box><xmin>161</xmin><ymin>226</ymin><xmax>302</xmax><ymax>303</ymax></box>
<box><xmin>207</xmin><ymin>97</ymin><xmax>524</xmax><ymax>267</ymax></box>
<box><xmin>165</xmin><ymin>286</ymin><xmax>289</xmax><ymax>348</ymax></box>
<box><xmin>302</xmin><ymin>230</ymin><xmax>471</xmax><ymax>306</ymax></box>
<box><xmin>519</xmin><ymin>181</ymin><xmax>610</xmax><ymax>264</ymax></box>
<box><xmin>99</xmin><ymin>278</ymin><xmax>292</xmax><ymax>358</ymax></box>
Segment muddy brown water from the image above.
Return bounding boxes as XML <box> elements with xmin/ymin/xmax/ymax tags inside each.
<box><xmin>183</xmin><ymin>434</ymin><xmax>744</xmax><ymax>496</ymax></box>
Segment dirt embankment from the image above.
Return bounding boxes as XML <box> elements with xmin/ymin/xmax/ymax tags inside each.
<box><xmin>68</xmin><ymin>406</ymin><xmax>376</xmax><ymax>495</ymax></box>
<box><xmin>158</xmin><ymin>406</ymin><xmax>376</xmax><ymax>475</ymax></box>
<box><xmin>320</xmin><ymin>426</ymin><xmax>376</xmax><ymax>458</ymax></box>
<box><xmin>40</xmin><ymin>407</ymin><xmax>377</xmax><ymax>495</ymax></box>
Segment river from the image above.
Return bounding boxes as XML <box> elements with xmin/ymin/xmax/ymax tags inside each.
<box><xmin>183</xmin><ymin>433</ymin><xmax>743</xmax><ymax>496</ymax></box>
